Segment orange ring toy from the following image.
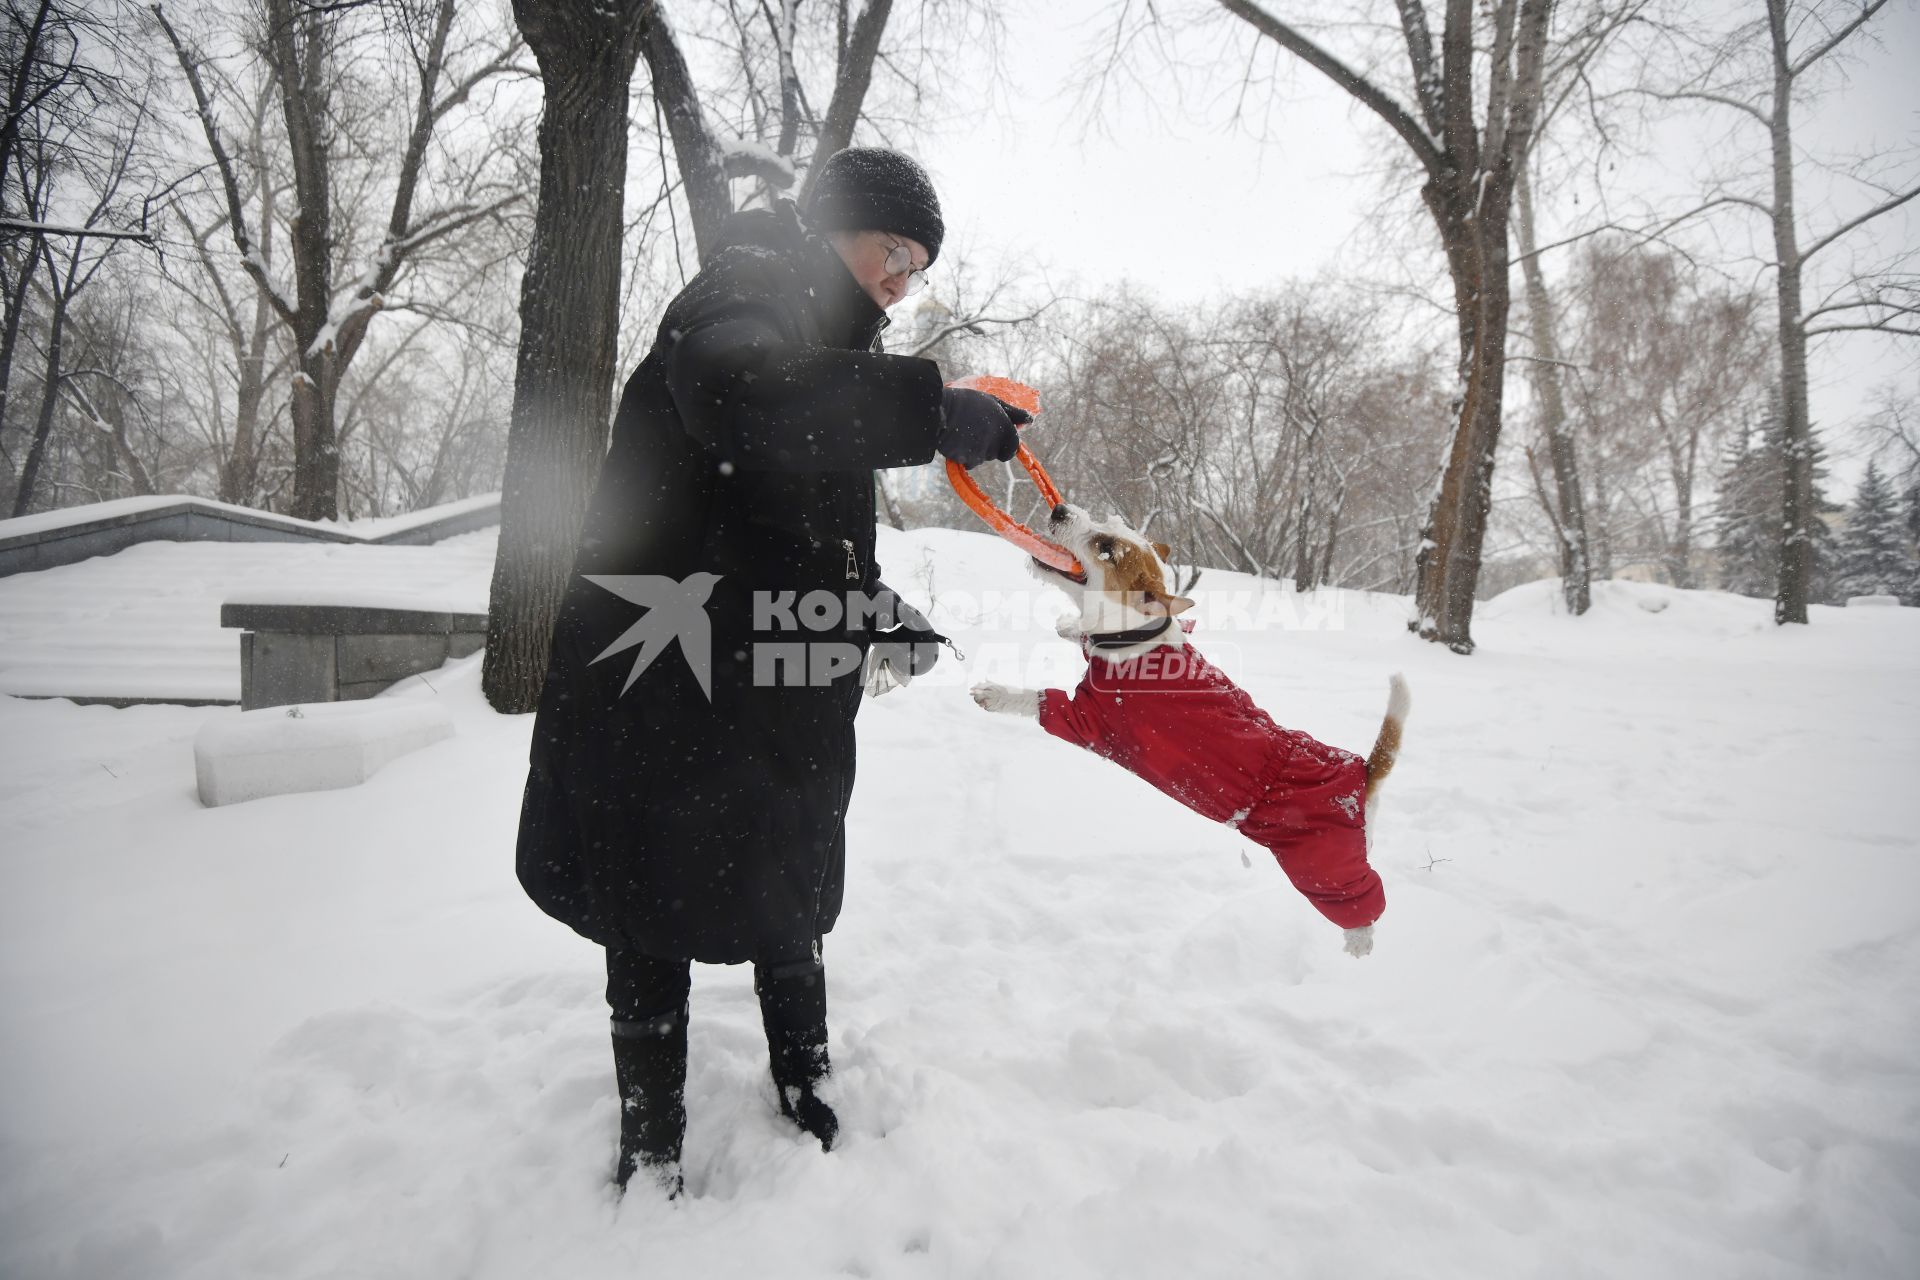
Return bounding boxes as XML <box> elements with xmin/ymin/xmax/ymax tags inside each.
<box><xmin>943</xmin><ymin>375</ymin><xmax>1085</xmax><ymax>580</ymax></box>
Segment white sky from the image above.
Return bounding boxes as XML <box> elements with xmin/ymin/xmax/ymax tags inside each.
<box><xmin>909</xmin><ymin>0</ymin><xmax>1920</xmax><ymax>471</ymax></box>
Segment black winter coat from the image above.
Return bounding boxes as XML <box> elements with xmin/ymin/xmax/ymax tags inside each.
<box><xmin>515</xmin><ymin>200</ymin><xmax>945</xmax><ymax>963</ymax></box>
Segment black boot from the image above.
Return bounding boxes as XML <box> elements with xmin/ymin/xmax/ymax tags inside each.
<box><xmin>755</xmin><ymin>957</ymin><xmax>839</xmax><ymax>1151</ymax></box>
<box><xmin>611</xmin><ymin>1005</ymin><xmax>688</xmax><ymax>1197</ymax></box>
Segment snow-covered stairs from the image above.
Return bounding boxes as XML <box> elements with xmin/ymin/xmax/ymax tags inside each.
<box><xmin>0</xmin><ymin>531</ymin><xmax>496</xmax><ymax>703</ymax></box>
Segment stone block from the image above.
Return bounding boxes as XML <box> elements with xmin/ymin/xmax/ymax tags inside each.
<box><xmin>220</xmin><ymin>602</ymin><xmax>487</xmax><ymax>636</ymax></box>
<box><xmin>245</xmin><ymin>631</ymin><xmax>336</xmax><ymax>710</ymax></box>
<box><xmin>337</xmin><ymin>632</ymin><xmax>450</xmax><ymax>685</ymax></box>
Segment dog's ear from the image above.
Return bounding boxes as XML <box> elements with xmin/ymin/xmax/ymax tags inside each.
<box><xmin>1139</xmin><ymin>589</ymin><xmax>1196</xmax><ymax>616</ymax></box>
<box><xmin>1151</xmin><ymin>541</ymin><xmax>1172</xmax><ymax>563</ymax></box>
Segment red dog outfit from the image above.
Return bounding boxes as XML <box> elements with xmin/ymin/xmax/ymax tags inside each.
<box><xmin>1038</xmin><ymin>635</ymin><xmax>1385</xmax><ymax>929</ymax></box>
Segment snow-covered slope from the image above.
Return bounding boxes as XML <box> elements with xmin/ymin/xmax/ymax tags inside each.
<box><xmin>2</xmin><ymin>525</ymin><xmax>1915</xmax><ymax>1279</ymax></box>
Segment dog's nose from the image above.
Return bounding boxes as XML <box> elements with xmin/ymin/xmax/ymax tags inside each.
<box><xmin>1050</xmin><ymin>504</ymin><xmax>1069</xmax><ymax>524</ymax></box>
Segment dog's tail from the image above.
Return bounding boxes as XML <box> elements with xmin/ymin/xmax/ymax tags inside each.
<box><xmin>1363</xmin><ymin>673</ymin><xmax>1410</xmax><ymax>821</ymax></box>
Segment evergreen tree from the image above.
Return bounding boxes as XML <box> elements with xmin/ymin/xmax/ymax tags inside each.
<box><xmin>1806</xmin><ymin>473</ymin><xmax>1845</xmax><ymax>607</ymax></box>
<box><xmin>1713</xmin><ymin>412</ymin><xmax>1780</xmax><ymax>598</ymax></box>
<box><xmin>1835</xmin><ymin>462</ymin><xmax>1911</xmax><ymax>599</ymax></box>
<box><xmin>1906</xmin><ymin>480</ymin><xmax>1920</xmax><ymax>606</ymax></box>
<box><xmin>1713</xmin><ymin>387</ymin><xmax>1839</xmax><ymax>601</ymax></box>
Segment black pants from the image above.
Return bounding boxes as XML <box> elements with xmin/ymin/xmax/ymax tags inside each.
<box><xmin>605</xmin><ymin>942</ymin><xmax>826</xmax><ymax>1025</ymax></box>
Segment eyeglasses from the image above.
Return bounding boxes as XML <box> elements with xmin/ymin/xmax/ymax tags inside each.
<box><xmin>880</xmin><ymin>235</ymin><xmax>930</xmax><ymax>296</ymax></box>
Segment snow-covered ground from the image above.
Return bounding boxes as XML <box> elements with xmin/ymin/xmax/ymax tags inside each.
<box><xmin>2</xmin><ymin>525</ymin><xmax>1916</xmax><ymax>1279</ymax></box>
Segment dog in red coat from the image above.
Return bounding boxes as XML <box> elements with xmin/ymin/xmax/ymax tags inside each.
<box><xmin>970</xmin><ymin>504</ymin><xmax>1409</xmax><ymax>958</ymax></box>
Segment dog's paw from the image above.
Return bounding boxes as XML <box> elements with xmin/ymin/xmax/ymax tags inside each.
<box><xmin>970</xmin><ymin>681</ymin><xmax>1040</xmax><ymax>717</ymax></box>
<box><xmin>1342</xmin><ymin>925</ymin><xmax>1375</xmax><ymax>959</ymax></box>
<box><xmin>1053</xmin><ymin>616</ymin><xmax>1084</xmax><ymax>642</ymax></box>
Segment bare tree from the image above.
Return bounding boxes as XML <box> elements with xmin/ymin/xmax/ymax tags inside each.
<box><xmin>1197</xmin><ymin>1</ymin><xmax>1554</xmax><ymax>651</ymax></box>
<box><xmin>4</xmin><ymin>12</ymin><xmax>153</xmax><ymax>517</ymax></box>
<box><xmin>0</xmin><ymin>0</ymin><xmax>65</xmax><ymax>453</ymax></box>
<box><xmin>339</xmin><ymin>314</ymin><xmax>509</xmax><ymax>516</ymax></box>
<box><xmin>1021</xmin><ymin>284</ymin><xmax>1447</xmax><ymax>594</ymax></box>
<box><xmin>1501</xmin><ymin>0</ymin><xmax>1665</xmax><ymax>614</ymax></box>
<box><xmin>1566</xmin><ymin>239</ymin><xmax>1769</xmax><ymax>587</ymax></box>
<box><xmin>49</xmin><ymin>272</ymin><xmax>184</xmax><ymax>501</ymax></box>
<box><xmin>1087</xmin><ymin>2</ymin><xmax>1677</xmax><ymax>643</ymax></box>
<box><xmin>874</xmin><ymin>245</ymin><xmax>1056</xmax><ymax>529</ymax></box>
<box><xmin>1858</xmin><ymin>387</ymin><xmax>1919</xmax><ymax>499</ymax></box>
<box><xmin>157</xmin><ymin>62</ymin><xmax>292</xmax><ymax>507</ymax></box>
<box><xmin>2</xmin><ymin>0</ymin><xmax>152</xmax><ymax>515</ymax></box>
<box><xmin>152</xmin><ymin>0</ymin><xmax>524</xmax><ymax>522</ymax></box>
<box><xmin>636</xmin><ymin>0</ymin><xmax>995</xmax><ymax>263</ymax></box>
<box><xmin>1645</xmin><ymin>0</ymin><xmax>1919</xmax><ymax>622</ymax></box>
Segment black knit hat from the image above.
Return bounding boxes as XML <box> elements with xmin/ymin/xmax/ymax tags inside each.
<box><xmin>804</xmin><ymin>148</ymin><xmax>945</xmax><ymax>266</ymax></box>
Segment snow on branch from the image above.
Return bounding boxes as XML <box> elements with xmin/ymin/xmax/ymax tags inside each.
<box><xmin>0</xmin><ymin>218</ymin><xmax>154</xmax><ymax>242</ymax></box>
<box><xmin>306</xmin><ymin>193</ymin><xmax>524</xmax><ymax>360</ymax></box>
<box><xmin>719</xmin><ymin>136</ymin><xmax>798</xmax><ymax>189</ymax></box>
<box><xmin>243</xmin><ymin>248</ymin><xmax>299</xmax><ymax>320</ymax></box>
<box><xmin>387</xmin><ymin>193</ymin><xmax>526</xmax><ymax>263</ymax></box>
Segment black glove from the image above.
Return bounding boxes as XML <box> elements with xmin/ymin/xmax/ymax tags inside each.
<box><xmin>937</xmin><ymin>388</ymin><xmax>1030</xmax><ymax>468</ymax></box>
<box><xmin>864</xmin><ymin>585</ymin><xmax>945</xmax><ymax>697</ymax></box>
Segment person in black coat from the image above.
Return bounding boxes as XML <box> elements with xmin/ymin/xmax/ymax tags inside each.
<box><xmin>513</xmin><ymin>148</ymin><xmax>1027</xmax><ymax>1194</ymax></box>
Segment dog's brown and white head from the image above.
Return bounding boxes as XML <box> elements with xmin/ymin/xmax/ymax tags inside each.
<box><xmin>1030</xmin><ymin>503</ymin><xmax>1193</xmax><ymax>639</ymax></box>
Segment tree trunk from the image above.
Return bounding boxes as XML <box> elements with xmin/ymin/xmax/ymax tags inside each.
<box><xmin>1589</xmin><ymin>465</ymin><xmax>1614</xmax><ymax>579</ymax></box>
<box><xmin>288</xmin><ymin>358</ymin><xmax>339</xmax><ymax>519</ymax></box>
<box><xmin>775</xmin><ymin>0</ymin><xmax>801</xmax><ymax>156</ymax></box>
<box><xmin>639</xmin><ymin>0</ymin><xmax>732</xmax><ymax>261</ymax></box>
<box><xmin>95</xmin><ymin>378</ymin><xmax>156</xmax><ymax>496</ymax></box>
<box><xmin>1668</xmin><ymin>465</ymin><xmax>1694</xmax><ymax>588</ymax></box>
<box><xmin>1660</xmin><ymin>414</ymin><xmax>1698</xmax><ymax>589</ymax></box>
<box><xmin>1292</xmin><ymin>469</ymin><xmax>1317</xmax><ymax>588</ymax></box>
<box><xmin>1318</xmin><ymin>487</ymin><xmax>1345</xmax><ymax>588</ymax></box>
<box><xmin>801</xmin><ymin>0</ymin><xmax>894</xmax><ymax>201</ymax></box>
<box><xmin>1767</xmin><ymin>32</ymin><xmax>1813</xmax><ymax>624</ymax></box>
<box><xmin>0</xmin><ymin>0</ymin><xmax>53</xmax><ymax>193</ymax></box>
<box><xmin>219</xmin><ymin>287</ymin><xmax>272</xmax><ymax>503</ymax></box>
<box><xmin>0</xmin><ymin>235</ymin><xmax>43</xmax><ymax>449</ymax></box>
<box><xmin>1413</xmin><ymin>177</ymin><xmax>1518</xmax><ymax>653</ymax></box>
<box><xmin>11</xmin><ymin>257</ymin><xmax>67</xmax><ymax>517</ymax></box>
<box><xmin>265</xmin><ymin>0</ymin><xmax>340</xmax><ymax>522</ymax></box>
<box><xmin>1514</xmin><ymin>161</ymin><xmax>1591</xmax><ymax>614</ymax></box>
<box><xmin>219</xmin><ymin>164</ymin><xmax>279</xmax><ymax>504</ymax></box>
<box><xmin>484</xmin><ymin>0</ymin><xmax>647</xmax><ymax>714</ymax></box>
